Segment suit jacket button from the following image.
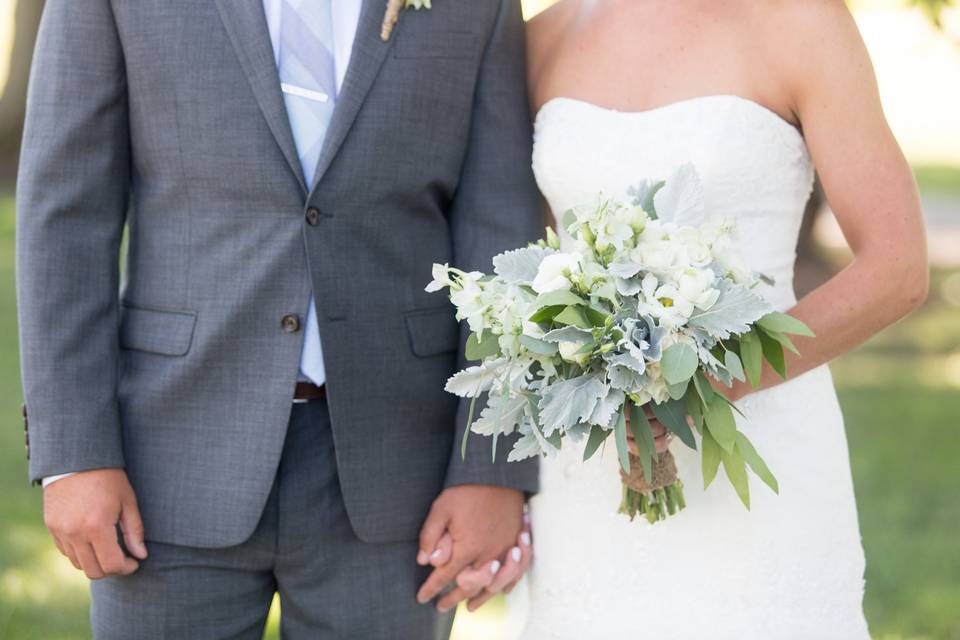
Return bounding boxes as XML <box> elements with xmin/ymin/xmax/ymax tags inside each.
<box><xmin>281</xmin><ymin>314</ymin><xmax>301</xmax><ymax>333</ymax></box>
<box><xmin>305</xmin><ymin>207</ymin><xmax>321</xmax><ymax>226</ymax></box>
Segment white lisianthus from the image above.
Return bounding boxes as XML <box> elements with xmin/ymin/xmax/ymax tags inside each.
<box><xmin>532</xmin><ymin>252</ymin><xmax>582</xmax><ymax>294</ymax></box>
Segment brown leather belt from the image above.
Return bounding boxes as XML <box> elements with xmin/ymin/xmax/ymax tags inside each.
<box><xmin>294</xmin><ymin>382</ymin><xmax>327</xmax><ymax>402</ymax></box>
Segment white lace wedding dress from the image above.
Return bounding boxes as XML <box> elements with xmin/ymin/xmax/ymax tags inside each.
<box><xmin>506</xmin><ymin>95</ymin><xmax>870</xmax><ymax>640</ymax></box>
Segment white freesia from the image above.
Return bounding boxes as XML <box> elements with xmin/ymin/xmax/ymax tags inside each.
<box><xmin>532</xmin><ymin>252</ymin><xmax>582</xmax><ymax>294</ymax></box>
<box><xmin>424</xmin><ymin>263</ymin><xmax>452</xmax><ymax>292</ymax></box>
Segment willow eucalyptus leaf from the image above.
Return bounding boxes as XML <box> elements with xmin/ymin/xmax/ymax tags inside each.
<box><xmin>736</xmin><ymin>433</ymin><xmax>779</xmax><ymax>494</ymax></box>
<box><xmin>721</xmin><ymin>446</ymin><xmax>751</xmax><ymax>510</ymax></box>
<box><xmin>703</xmin><ymin>394</ymin><xmax>737</xmax><ymax>454</ymax></box>
<box><xmin>583</xmin><ymin>424</ymin><xmax>613</xmax><ymax>461</ymax></box>
<box><xmin>758</xmin><ymin>311</ymin><xmax>815</xmax><ymax>337</ymax></box>
<box><xmin>651</xmin><ymin>398</ymin><xmax>696</xmax><ymax>449</ymax></box>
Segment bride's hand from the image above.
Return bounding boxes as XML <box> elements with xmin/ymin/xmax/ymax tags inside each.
<box><xmin>626</xmin><ymin>405</ymin><xmax>672</xmax><ymax>454</ymax></box>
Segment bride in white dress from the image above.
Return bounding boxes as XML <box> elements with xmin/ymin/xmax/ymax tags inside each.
<box><xmin>509</xmin><ymin>1</ymin><xmax>928</xmax><ymax>638</ymax></box>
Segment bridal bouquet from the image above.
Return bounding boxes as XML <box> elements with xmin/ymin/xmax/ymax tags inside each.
<box><xmin>426</xmin><ymin>165</ymin><xmax>813</xmax><ymax>523</ymax></box>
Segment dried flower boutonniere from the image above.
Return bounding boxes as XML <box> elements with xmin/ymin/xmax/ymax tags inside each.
<box><xmin>381</xmin><ymin>0</ymin><xmax>433</xmax><ymax>42</ymax></box>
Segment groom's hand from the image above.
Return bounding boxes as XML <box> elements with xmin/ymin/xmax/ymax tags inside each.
<box><xmin>43</xmin><ymin>468</ymin><xmax>148</xmax><ymax>580</ymax></box>
<box><xmin>416</xmin><ymin>484</ymin><xmax>524</xmax><ymax>611</ymax></box>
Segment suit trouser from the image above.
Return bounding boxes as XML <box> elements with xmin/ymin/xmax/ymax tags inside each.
<box><xmin>91</xmin><ymin>399</ymin><xmax>455</xmax><ymax>640</ymax></box>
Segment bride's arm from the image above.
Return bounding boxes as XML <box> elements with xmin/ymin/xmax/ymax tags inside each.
<box><xmin>732</xmin><ymin>1</ymin><xmax>928</xmax><ymax>400</ymax></box>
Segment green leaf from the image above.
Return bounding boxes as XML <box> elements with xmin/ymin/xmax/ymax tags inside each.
<box><xmin>740</xmin><ymin>329</ymin><xmax>763</xmax><ymax>389</ymax></box>
<box><xmin>613</xmin><ymin>408</ymin><xmax>630</xmax><ymax>474</ymax></box>
<box><xmin>757</xmin><ymin>329</ymin><xmax>787</xmax><ymax>379</ymax></box>
<box><xmin>651</xmin><ymin>399</ymin><xmax>696</xmax><ymax>449</ymax></box>
<box><xmin>465</xmin><ymin>331</ymin><xmax>500</xmax><ymax>361</ymax></box>
<box><xmin>535</xmin><ymin>289</ymin><xmax>587</xmax><ymax>309</ymax></box>
<box><xmin>661</xmin><ymin>343</ymin><xmax>699</xmax><ymax>385</ymax></box>
<box><xmin>583</xmin><ymin>424</ymin><xmax>612</xmax><ymax>462</ymax></box>
<box><xmin>692</xmin><ymin>370</ymin><xmax>715</xmax><ymax>404</ymax></box>
<box><xmin>584</xmin><ymin>306</ymin><xmax>609</xmax><ymax>328</ymax></box>
<box><xmin>724</xmin><ymin>349</ymin><xmax>746</xmax><ymax>382</ymax></box>
<box><xmin>628</xmin><ymin>403</ymin><xmax>655</xmax><ymax>483</ymax></box>
<box><xmin>684</xmin><ymin>387</ymin><xmax>704</xmax><ymax>434</ymax></box>
<box><xmin>701</xmin><ymin>428</ymin><xmax>722</xmax><ymax>489</ymax></box>
<box><xmin>553</xmin><ymin>305</ymin><xmax>592</xmax><ymax>329</ymax></box>
<box><xmin>736</xmin><ymin>433</ymin><xmax>779</xmax><ymax>494</ymax></box>
<box><xmin>757</xmin><ymin>325</ymin><xmax>800</xmax><ymax>356</ymax></box>
<box><xmin>528</xmin><ymin>305</ymin><xmax>565</xmax><ymax>324</ymax></box>
<box><xmin>721</xmin><ymin>446</ymin><xmax>751</xmax><ymax>509</ymax></box>
<box><xmin>519</xmin><ymin>335</ymin><xmax>559</xmax><ymax>356</ymax></box>
<box><xmin>703</xmin><ymin>393</ymin><xmax>737</xmax><ymax>454</ymax></box>
<box><xmin>758</xmin><ymin>311</ymin><xmax>815</xmax><ymax>337</ymax></box>
<box><xmin>666</xmin><ymin>379</ymin><xmax>689</xmax><ymax>400</ymax></box>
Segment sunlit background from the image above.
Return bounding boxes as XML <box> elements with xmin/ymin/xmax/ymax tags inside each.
<box><xmin>0</xmin><ymin>1</ymin><xmax>957</xmax><ymax>639</ymax></box>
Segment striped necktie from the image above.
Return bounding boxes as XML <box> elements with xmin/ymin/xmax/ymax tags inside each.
<box><xmin>275</xmin><ymin>0</ymin><xmax>337</xmax><ymax>385</ymax></box>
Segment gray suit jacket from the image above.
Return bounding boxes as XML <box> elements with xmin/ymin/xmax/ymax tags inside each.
<box><xmin>17</xmin><ymin>0</ymin><xmax>541</xmax><ymax>548</ymax></box>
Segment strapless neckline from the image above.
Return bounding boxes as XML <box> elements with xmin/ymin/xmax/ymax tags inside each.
<box><xmin>535</xmin><ymin>94</ymin><xmax>803</xmax><ymax>145</ymax></box>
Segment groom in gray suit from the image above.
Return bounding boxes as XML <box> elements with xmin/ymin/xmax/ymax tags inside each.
<box><xmin>16</xmin><ymin>0</ymin><xmax>540</xmax><ymax>637</ymax></box>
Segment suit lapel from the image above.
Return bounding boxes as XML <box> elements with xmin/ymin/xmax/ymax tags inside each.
<box><xmin>214</xmin><ymin>0</ymin><xmax>308</xmax><ymax>194</ymax></box>
<box><xmin>309</xmin><ymin>0</ymin><xmax>397</xmax><ymax>193</ymax></box>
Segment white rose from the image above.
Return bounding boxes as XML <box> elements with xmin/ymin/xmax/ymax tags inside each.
<box><xmin>677</xmin><ymin>268</ymin><xmax>721</xmax><ymax>310</ymax></box>
<box><xmin>532</xmin><ymin>253</ymin><xmax>582</xmax><ymax>294</ymax></box>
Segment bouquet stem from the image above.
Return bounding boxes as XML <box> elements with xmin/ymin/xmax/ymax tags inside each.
<box><xmin>618</xmin><ymin>451</ymin><xmax>686</xmax><ymax>523</ymax></box>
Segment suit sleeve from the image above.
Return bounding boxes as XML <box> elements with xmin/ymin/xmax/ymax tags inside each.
<box><xmin>443</xmin><ymin>0</ymin><xmax>542</xmax><ymax>493</ymax></box>
<box><xmin>16</xmin><ymin>0</ymin><xmax>130</xmax><ymax>483</ymax></box>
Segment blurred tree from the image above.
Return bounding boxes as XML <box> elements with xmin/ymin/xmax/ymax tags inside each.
<box><xmin>0</xmin><ymin>0</ymin><xmax>44</xmax><ymax>165</ymax></box>
<box><xmin>910</xmin><ymin>0</ymin><xmax>954</xmax><ymax>28</ymax></box>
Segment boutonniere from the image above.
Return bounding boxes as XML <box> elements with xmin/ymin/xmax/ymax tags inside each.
<box><xmin>381</xmin><ymin>0</ymin><xmax>432</xmax><ymax>42</ymax></box>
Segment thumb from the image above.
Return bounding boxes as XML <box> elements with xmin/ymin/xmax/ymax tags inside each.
<box><xmin>119</xmin><ymin>496</ymin><xmax>148</xmax><ymax>560</ymax></box>
<box><xmin>417</xmin><ymin>504</ymin><xmax>450</xmax><ymax>566</ymax></box>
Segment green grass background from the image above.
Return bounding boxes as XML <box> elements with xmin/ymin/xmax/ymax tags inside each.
<box><xmin>0</xmin><ymin>192</ymin><xmax>957</xmax><ymax>640</ymax></box>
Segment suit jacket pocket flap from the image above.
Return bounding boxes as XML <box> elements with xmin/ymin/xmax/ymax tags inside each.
<box><xmin>404</xmin><ymin>307</ymin><xmax>459</xmax><ymax>358</ymax></box>
<box><xmin>120</xmin><ymin>304</ymin><xmax>197</xmax><ymax>357</ymax></box>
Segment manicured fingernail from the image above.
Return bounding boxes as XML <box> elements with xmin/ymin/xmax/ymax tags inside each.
<box><xmin>430</xmin><ymin>548</ymin><xmax>443</xmax><ymax>560</ymax></box>
<box><xmin>490</xmin><ymin>560</ymin><xmax>501</xmax><ymax>574</ymax></box>
<box><xmin>520</xmin><ymin>532</ymin><xmax>531</xmax><ymax>546</ymax></box>
<box><xmin>437</xmin><ymin>605</ymin><xmax>451</xmax><ymax>613</ymax></box>
<box><xmin>417</xmin><ymin>551</ymin><xmax>428</xmax><ymax>565</ymax></box>
<box><xmin>511</xmin><ymin>546</ymin><xmax>522</xmax><ymax>562</ymax></box>
<box><xmin>523</xmin><ymin>513</ymin><xmax>531</xmax><ymax>525</ymax></box>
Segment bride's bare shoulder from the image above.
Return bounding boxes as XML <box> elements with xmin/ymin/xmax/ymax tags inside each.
<box><xmin>753</xmin><ymin>0</ymin><xmax>872</xmax><ymax>116</ymax></box>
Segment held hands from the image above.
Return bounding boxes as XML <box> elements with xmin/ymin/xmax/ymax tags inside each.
<box><xmin>416</xmin><ymin>484</ymin><xmax>531</xmax><ymax>613</ymax></box>
<box><xmin>43</xmin><ymin>468</ymin><xmax>147</xmax><ymax>579</ymax></box>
